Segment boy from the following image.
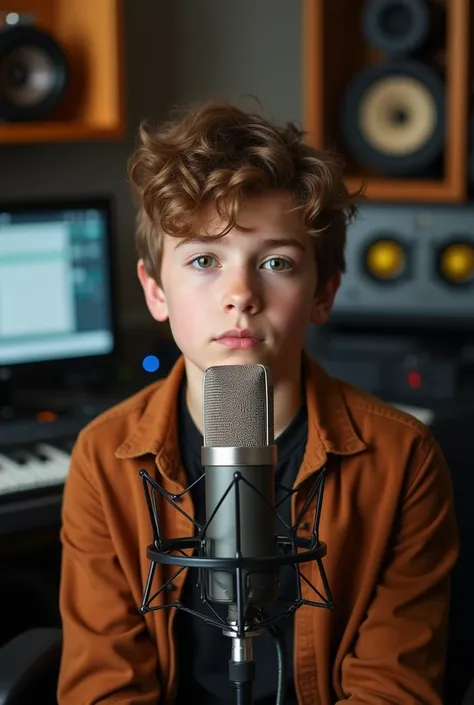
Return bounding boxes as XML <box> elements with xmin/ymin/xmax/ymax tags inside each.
<box><xmin>57</xmin><ymin>102</ymin><xmax>458</xmax><ymax>704</ymax></box>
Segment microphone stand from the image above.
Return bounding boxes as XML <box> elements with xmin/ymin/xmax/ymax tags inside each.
<box><xmin>139</xmin><ymin>465</ymin><xmax>332</xmax><ymax>705</ymax></box>
<box><xmin>221</xmin><ymin>471</ymin><xmax>283</xmax><ymax>705</ymax></box>
<box><xmin>223</xmin><ymin>611</ymin><xmax>259</xmax><ymax>705</ymax></box>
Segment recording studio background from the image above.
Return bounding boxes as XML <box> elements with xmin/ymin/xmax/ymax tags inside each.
<box><xmin>0</xmin><ymin>1</ymin><xmax>473</xmax><ymax>704</ymax></box>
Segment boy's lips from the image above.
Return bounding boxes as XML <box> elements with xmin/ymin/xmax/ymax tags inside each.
<box><xmin>214</xmin><ymin>329</ymin><xmax>263</xmax><ymax>349</ymax></box>
<box><xmin>216</xmin><ymin>328</ymin><xmax>260</xmax><ymax>340</ymax></box>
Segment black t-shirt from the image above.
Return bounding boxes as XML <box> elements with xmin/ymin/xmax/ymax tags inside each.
<box><xmin>174</xmin><ymin>381</ymin><xmax>308</xmax><ymax>705</ymax></box>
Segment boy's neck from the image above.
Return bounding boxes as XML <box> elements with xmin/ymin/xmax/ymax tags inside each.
<box><xmin>184</xmin><ymin>359</ymin><xmax>304</xmax><ymax>440</ymax></box>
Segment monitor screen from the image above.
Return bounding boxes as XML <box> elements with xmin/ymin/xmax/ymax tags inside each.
<box><xmin>0</xmin><ymin>198</ymin><xmax>115</xmax><ymax>367</ymax></box>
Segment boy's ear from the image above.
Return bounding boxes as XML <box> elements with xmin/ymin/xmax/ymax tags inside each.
<box><xmin>137</xmin><ymin>259</ymin><xmax>169</xmax><ymax>322</ymax></box>
<box><xmin>310</xmin><ymin>270</ymin><xmax>341</xmax><ymax>326</ymax></box>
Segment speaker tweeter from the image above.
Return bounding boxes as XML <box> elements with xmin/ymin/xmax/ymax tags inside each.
<box><xmin>363</xmin><ymin>0</ymin><xmax>445</xmax><ymax>57</ymax></box>
<box><xmin>437</xmin><ymin>241</ymin><xmax>474</xmax><ymax>287</ymax></box>
<box><xmin>363</xmin><ymin>237</ymin><xmax>410</xmax><ymax>282</ymax></box>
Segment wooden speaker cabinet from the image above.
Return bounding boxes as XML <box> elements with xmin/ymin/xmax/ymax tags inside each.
<box><xmin>0</xmin><ymin>0</ymin><xmax>125</xmax><ymax>144</ymax></box>
<box><xmin>302</xmin><ymin>0</ymin><xmax>470</xmax><ymax>202</ymax></box>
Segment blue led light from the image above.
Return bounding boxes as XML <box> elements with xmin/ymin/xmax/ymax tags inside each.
<box><xmin>142</xmin><ymin>355</ymin><xmax>160</xmax><ymax>373</ymax></box>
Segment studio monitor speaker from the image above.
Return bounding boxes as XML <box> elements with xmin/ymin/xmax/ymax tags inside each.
<box><xmin>0</xmin><ymin>19</ymin><xmax>68</xmax><ymax>122</ymax></box>
<box><xmin>333</xmin><ymin>203</ymin><xmax>474</xmax><ymax>328</ymax></box>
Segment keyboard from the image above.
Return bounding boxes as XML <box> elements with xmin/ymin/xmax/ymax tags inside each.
<box><xmin>0</xmin><ymin>417</ymin><xmax>88</xmax><ymax>536</ymax></box>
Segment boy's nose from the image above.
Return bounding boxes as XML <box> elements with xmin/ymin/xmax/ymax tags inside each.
<box><xmin>222</xmin><ymin>272</ymin><xmax>261</xmax><ymax>315</ymax></box>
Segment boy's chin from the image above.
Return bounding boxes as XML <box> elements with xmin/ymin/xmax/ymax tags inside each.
<box><xmin>211</xmin><ymin>351</ymin><xmax>267</xmax><ymax>365</ymax></box>
<box><xmin>203</xmin><ymin>346</ymin><xmax>281</xmax><ymax>372</ymax></box>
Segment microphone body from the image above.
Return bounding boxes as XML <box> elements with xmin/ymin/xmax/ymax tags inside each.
<box><xmin>202</xmin><ymin>364</ymin><xmax>278</xmax><ymax>609</ymax></box>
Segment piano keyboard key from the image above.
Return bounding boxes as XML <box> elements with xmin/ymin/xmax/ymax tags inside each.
<box><xmin>0</xmin><ymin>443</ymin><xmax>70</xmax><ymax>497</ymax></box>
<box><xmin>0</xmin><ymin>410</ymin><xmax>107</xmax><ymax>534</ymax></box>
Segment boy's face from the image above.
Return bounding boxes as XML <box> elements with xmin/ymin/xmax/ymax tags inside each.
<box><xmin>138</xmin><ymin>191</ymin><xmax>339</xmax><ymax>383</ymax></box>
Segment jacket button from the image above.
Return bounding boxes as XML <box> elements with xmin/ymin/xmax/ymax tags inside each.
<box><xmin>167</xmin><ymin>582</ymin><xmax>177</xmax><ymax>592</ymax></box>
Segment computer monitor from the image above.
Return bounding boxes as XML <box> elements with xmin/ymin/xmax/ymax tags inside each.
<box><xmin>0</xmin><ymin>197</ymin><xmax>116</xmax><ymax>368</ymax></box>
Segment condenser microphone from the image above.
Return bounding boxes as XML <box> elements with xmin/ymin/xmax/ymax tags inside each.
<box><xmin>140</xmin><ymin>363</ymin><xmax>332</xmax><ymax>704</ymax></box>
<box><xmin>202</xmin><ymin>364</ymin><xmax>278</xmax><ymax>611</ymax></box>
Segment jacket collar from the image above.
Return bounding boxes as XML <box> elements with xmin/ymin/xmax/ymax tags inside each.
<box><xmin>115</xmin><ymin>356</ymin><xmax>186</xmax><ymax>479</ymax></box>
<box><xmin>300</xmin><ymin>353</ymin><xmax>367</xmax><ymax>478</ymax></box>
<box><xmin>115</xmin><ymin>354</ymin><xmax>367</xmax><ymax>480</ymax></box>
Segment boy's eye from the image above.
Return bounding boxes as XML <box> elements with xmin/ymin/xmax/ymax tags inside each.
<box><xmin>261</xmin><ymin>257</ymin><xmax>291</xmax><ymax>272</ymax></box>
<box><xmin>191</xmin><ymin>255</ymin><xmax>217</xmax><ymax>269</ymax></box>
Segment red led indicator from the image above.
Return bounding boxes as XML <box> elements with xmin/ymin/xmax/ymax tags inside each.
<box><xmin>407</xmin><ymin>370</ymin><xmax>422</xmax><ymax>389</ymax></box>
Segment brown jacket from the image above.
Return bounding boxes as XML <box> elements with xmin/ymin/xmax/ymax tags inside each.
<box><xmin>58</xmin><ymin>355</ymin><xmax>458</xmax><ymax>705</ymax></box>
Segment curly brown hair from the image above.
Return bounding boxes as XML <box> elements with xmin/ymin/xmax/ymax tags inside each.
<box><xmin>128</xmin><ymin>101</ymin><xmax>361</xmax><ymax>292</ymax></box>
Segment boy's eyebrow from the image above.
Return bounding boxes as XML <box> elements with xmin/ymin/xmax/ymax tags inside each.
<box><xmin>174</xmin><ymin>235</ymin><xmax>216</xmax><ymax>249</ymax></box>
<box><xmin>261</xmin><ymin>238</ymin><xmax>307</xmax><ymax>252</ymax></box>
<box><xmin>175</xmin><ymin>235</ymin><xmax>307</xmax><ymax>252</ymax></box>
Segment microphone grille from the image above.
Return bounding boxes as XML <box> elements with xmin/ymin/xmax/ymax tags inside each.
<box><xmin>203</xmin><ymin>364</ymin><xmax>274</xmax><ymax>447</ymax></box>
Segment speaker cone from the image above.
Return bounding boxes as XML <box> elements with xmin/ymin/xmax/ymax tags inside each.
<box><xmin>363</xmin><ymin>0</ymin><xmax>443</xmax><ymax>57</ymax></box>
<box><xmin>340</xmin><ymin>61</ymin><xmax>445</xmax><ymax>176</ymax></box>
<box><xmin>0</xmin><ymin>24</ymin><xmax>68</xmax><ymax>122</ymax></box>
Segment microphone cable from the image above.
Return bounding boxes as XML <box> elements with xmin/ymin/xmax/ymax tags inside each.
<box><xmin>266</xmin><ymin>622</ymin><xmax>286</xmax><ymax>705</ymax></box>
